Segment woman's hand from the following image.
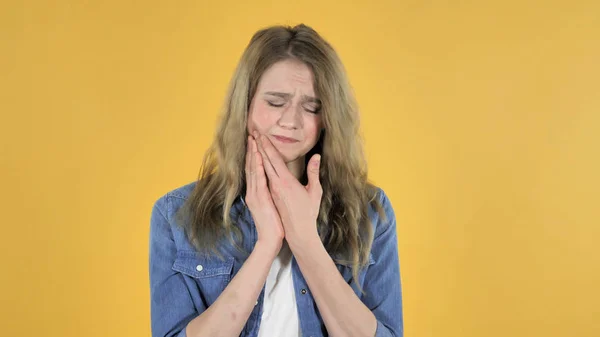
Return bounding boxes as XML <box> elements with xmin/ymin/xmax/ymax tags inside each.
<box><xmin>244</xmin><ymin>134</ymin><xmax>285</xmax><ymax>255</ymax></box>
<box><xmin>253</xmin><ymin>131</ymin><xmax>323</xmax><ymax>246</ymax></box>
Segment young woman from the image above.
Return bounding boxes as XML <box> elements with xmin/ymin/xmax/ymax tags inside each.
<box><xmin>149</xmin><ymin>24</ymin><xmax>403</xmax><ymax>337</ymax></box>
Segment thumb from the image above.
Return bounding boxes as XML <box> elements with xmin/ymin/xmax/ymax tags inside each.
<box><xmin>306</xmin><ymin>154</ymin><xmax>322</xmax><ymax>195</ymax></box>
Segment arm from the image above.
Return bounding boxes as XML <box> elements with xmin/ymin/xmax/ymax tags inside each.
<box><xmin>149</xmin><ymin>196</ymin><xmax>278</xmax><ymax>337</ymax></box>
<box><xmin>359</xmin><ymin>190</ymin><xmax>404</xmax><ymax>337</ymax></box>
<box><xmin>185</xmin><ymin>242</ymin><xmax>277</xmax><ymax>337</ymax></box>
<box><xmin>289</xmin><ymin>235</ymin><xmax>378</xmax><ymax>337</ymax></box>
<box><xmin>288</xmin><ymin>189</ymin><xmax>403</xmax><ymax>337</ymax></box>
<box><xmin>251</xmin><ymin>134</ymin><xmax>403</xmax><ymax>335</ymax></box>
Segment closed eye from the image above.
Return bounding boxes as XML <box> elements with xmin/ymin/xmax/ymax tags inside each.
<box><xmin>267</xmin><ymin>101</ymin><xmax>284</xmax><ymax>108</ymax></box>
<box><xmin>267</xmin><ymin>101</ymin><xmax>320</xmax><ymax>114</ymax></box>
<box><xmin>305</xmin><ymin>106</ymin><xmax>320</xmax><ymax>114</ymax></box>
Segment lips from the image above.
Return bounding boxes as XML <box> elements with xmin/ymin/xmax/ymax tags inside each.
<box><xmin>272</xmin><ymin>135</ymin><xmax>299</xmax><ymax>143</ymax></box>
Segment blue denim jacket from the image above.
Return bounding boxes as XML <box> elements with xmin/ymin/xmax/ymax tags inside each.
<box><xmin>149</xmin><ymin>181</ymin><xmax>403</xmax><ymax>337</ymax></box>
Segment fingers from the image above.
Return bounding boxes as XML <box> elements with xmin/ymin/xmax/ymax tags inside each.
<box><xmin>255</xmin><ymin>133</ymin><xmax>278</xmax><ymax>179</ymax></box>
<box><xmin>306</xmin><ymin>154</ymin><xmax>322</xmax><ymax>196</ymax></box>
<box><xmin>250</xmin><ymin>136</ymin><xmax>257</xmax><ymax>196</ymax></box>
<box><xmin>255</xmin><ymin>133</ymin><xmax>287</xmax><ymax>178</ymax></box>
<box><xmin>245</xmin><ymin>135</ymin><xmax>252</xmax><ymax>180</ymax></box>
<box><xmin>308</xmin><ymin>153</ymin><xmax>321</xmax><ymax>176</ymax></box>
<box><xmin>245</xmin><ymin>135</ymin><xmax>252</xmax><ymax>196</ymax></box>
<box><xmin>253</xmin><ymin>140</ymin><xmax>268</xmax><ymax>190</ymax></box>
<box><xmin>249</xmin><ymin>135</ymin><xmax>271</xmax><ymax>191</ymax></box>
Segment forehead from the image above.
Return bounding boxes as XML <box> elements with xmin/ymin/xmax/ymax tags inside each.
<box><xmin>257</xmin><ymin>59</ymin><xmax>316</xmax><ymax>96</ymax></box>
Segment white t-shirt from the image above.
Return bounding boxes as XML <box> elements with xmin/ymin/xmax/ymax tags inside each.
<box><xmin>257</xmin><ymin>239</ymin><xmax>301</xmax><ymax>337</ymax></box>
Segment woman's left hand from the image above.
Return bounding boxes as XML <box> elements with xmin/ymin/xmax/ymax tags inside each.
<box><xmin>253</xmin><ymin>131</ymin><xmax>323</xmax><ymax>245</ymax></box>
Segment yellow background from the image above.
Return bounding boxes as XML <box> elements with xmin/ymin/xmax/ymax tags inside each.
<box><xmin>1</xmin><ymin>1</ymin><xmax>598</xmax><ymax>336</ymax></box>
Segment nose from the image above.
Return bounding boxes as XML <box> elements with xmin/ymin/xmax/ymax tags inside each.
<box><xmin>277</xmin><ymin>103</ymin><xmax>302</xmax><ymax>130</ymax></box>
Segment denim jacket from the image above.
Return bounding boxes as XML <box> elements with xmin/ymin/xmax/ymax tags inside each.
<box><xmin>149</xmin><ymin>181</ymin><xmax>403</xmax><ymax>337</ymax></box>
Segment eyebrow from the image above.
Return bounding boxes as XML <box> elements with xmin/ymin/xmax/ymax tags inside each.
<box><xmin>263</xmin><ymin>91</ymin><xmax>322</xmax><ymax>105</ymax></box>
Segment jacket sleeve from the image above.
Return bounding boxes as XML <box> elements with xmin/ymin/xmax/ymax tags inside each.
<box><xmin>149</xmin><ymin>195</ymin><xmax>203</xmax><ymax>337</ymax></box>
<box><xmin>362</xmin><ymin>189</ymin><xmax>404</xmax><ymax>337</ymax></box>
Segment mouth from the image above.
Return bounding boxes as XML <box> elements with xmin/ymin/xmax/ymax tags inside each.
<box><xmin>272</xmin><ymin>135</ymin><xmax>300</xmax><ymax>143</ymax></box>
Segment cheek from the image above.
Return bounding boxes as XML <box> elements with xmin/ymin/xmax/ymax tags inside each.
<box><xmin>304</xmin><ymin>116</ymin><xmax>322</xmax><ymax>142</ymax></box>
<box><xmin>249</xmin><ymin>105</ymin><xmax>275</xmax><ymax>134</ymax></box>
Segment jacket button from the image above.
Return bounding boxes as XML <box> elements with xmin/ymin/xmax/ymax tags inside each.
<box><xmin>196</xmin><ymin>265</ymin><xmax>203</xmax><ymax>272</ymax></box>
<box><xmin>301</xmin><ymin>289</ymin><xmax>307</xmax><ymax>295</ymax></box>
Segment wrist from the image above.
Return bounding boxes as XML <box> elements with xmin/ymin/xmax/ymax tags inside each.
<box><xmin>253</xmin><ymin>239</ymin><xmax>281</xmax><ymax>259</ymax></box>
<box><xmin>286</xmin><ymin>229</ymin><xmax>321</xmax><ymax>252</ymax></box>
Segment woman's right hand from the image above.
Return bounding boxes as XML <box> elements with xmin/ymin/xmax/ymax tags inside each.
<box><xmin>245</xmin><ymin>133</ymin><xmax>285</xmax><ymax>255</ymax></box>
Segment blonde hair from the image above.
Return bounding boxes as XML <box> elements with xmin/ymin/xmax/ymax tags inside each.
<box><xmin>175</xmin><ymin>23</ymin><xmax>385</xmax><ymax>291</ymax></box>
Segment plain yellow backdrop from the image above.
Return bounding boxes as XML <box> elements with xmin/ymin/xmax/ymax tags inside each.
<box><xmin>1</xmin><ymin>1</ymin><xmax>598</xmax><ymax>336</ymax></box>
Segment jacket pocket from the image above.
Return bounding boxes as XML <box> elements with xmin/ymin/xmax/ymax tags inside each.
<box><xmin>172</xmin><ymin>250</ymin><xmax>235</xmax><ymax>307</ymax></box>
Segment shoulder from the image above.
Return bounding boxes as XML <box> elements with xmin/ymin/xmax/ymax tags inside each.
<box><xmin>165</xmin><ymin>180</ymin><xmax>197</xmax><ymax>200</ymax></box>
<box><xmin>152</xmin><ymin>180</ymin><xmax>197</xmax><ymax>220</ymax></box>
<box><xmin>151</xmin><ymin>180</ymin><xmax>206</xmax><ymax>252</ymax></box>
<box><xmin>368</xmin><ymin>185</ymin><xmax>397</xmax><ymax>240</ymax></box>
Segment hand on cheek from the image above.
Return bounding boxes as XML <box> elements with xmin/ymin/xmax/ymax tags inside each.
<box><xmin>253</xmin><ymin>131</ymin><xmax>323</xmax><ymax>246</ymax></box>
<box><xmin>244</xmin><ymin>134</ymin><xmax>285</xmax><ymax>254</ymax></box>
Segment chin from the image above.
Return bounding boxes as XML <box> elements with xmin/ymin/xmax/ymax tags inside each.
<box><xmin>277</xmin><ymin>151</ymin><xmax>303</xmax><ymax>164</ymax></box>
<box><xmin>280</xmin><ymin>154</ymin><xmax>299</xmax><ymax>164</ymax></box>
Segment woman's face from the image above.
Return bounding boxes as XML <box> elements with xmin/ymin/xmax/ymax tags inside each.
<box><xmin>247</xmin><ymin>59</ymin><xmax>323</xmax><ymax>165</ymax></box>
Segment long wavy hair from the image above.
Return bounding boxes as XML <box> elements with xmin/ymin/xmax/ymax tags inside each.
<box><xmin>175</xmin><ymin>23</ymin><xmax>385</xmax><ymax>289</ymax></box>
